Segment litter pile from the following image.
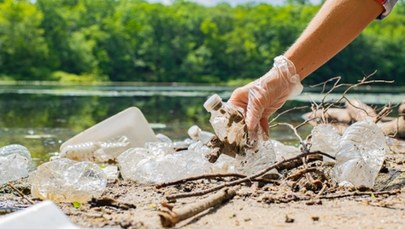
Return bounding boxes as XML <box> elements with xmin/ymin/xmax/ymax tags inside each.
<box><xmin>0</xmin><ymin>95</ymin><xmax>404</xmax><ymax>228</ymax></box>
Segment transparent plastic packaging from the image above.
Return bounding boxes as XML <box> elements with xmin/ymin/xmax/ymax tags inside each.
<box><xmin>203</xmin><ymin>94</ymin><xmax>252</xmax><ymax>162</ymax></box>
<box><xmin>333</xmin><ymin>120</ymin><xmax>387</xmax><ymax>188</ymax></box>
<box><xmin>30</xmin><ymin>158</ymin><xmax>107</xmax><ymax>203</ymax></box>
<box><xmin>310</xmin><ymin>124</ymin><xmax>341</xmax><ymax>161</ymax></box>
<box><xmin>117</xmin><ymin>145</ymin><xmax>212</xmax><ymax>184</ymax></box>
<box><xmin>0</xmin><ymin>144</ymin><xmax>33</xmax><ymax>185</ymax></box>
<box><xmin>60</xmin><ymin>136</ymin><xmax>129</xmax><ymax>163</ymax></box>
<box><xmin>271</xmin><ymin>139</ymin><xmax>301</xmax><ymax>161</ymax></box>
<box><xmin>234</xmin><ymin>140</ymin><xmax>276</xmax><ymax>175</ymax></box>
<box><xmin>204</xmin><ymin>94</ymin><xmax>248</xmax><ymax>147</ymax></box>
<box><xmin>60</xmin><ymin>107</ymin><xmax>157</xmax><ymax>162</ymax></box>
<box><xmin>117</xmin><ymin>132</ymin><xmax>237</xmax><ymax>183</ymax></box>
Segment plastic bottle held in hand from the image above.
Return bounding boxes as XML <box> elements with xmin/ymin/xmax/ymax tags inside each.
<box><xmin>204</xmin><ymin>94</ymin><xmax>248</xmax><ymax>147</ymax></box>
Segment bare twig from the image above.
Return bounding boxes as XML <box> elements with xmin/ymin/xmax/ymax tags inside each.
<box><xmin>263</xmin><ymin>189</ymin><xmax>400</xmax><ymax>204</ymax></box>
<box><xmin>307</xmin><ymin>73</ymin><xmax>394</xmax><ymax>126</ymax></box>
<box><xmin>320</xmin><ymin>189</ymin><xmax>400</xmax><ymax>200</ymax></box>
<box><xmin>269</xmin><ymin>106</ymin><xmax>309</xmax><ymax>124</ymax></box>
<box><xmin>285</xmin><ymin>167</ymin><xmax>319</xmax><ymax>181</ymax></box>
<box><xmin>156</xmin><ymin>173</ymin><xmax>279</xmax><ymax>189</ymax></box>
<box><xmin>159</xmin><ymin>188</ymin><xmax>236</xmax><ymax>227</ymax></box>
<box><xmin>7</xmin><ymin>182</ymin><xmax>34</xmax><ymax>205</ymax></box>
<box><xmin>315</xmin><ymin>184</ymin><xmax>328</xmax><ymax>199</ymax></box>
<box><xmin>269</xmin><ymin>122</ymin><xmax>303</xmax><ymax>142</ymax></box>
<box><xmin>166</xmin><ymin>152</ymin><xmax>324</xmax><ymax>200</ymax></box>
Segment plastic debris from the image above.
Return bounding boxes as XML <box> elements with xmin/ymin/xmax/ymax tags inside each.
<box><xmin>187</xmin><ymin>125</ymin><xmax>215</xmax><ymax>144</ymax></box>
<box><xmin>271</xmin><ymin>140</ymin><xmax>301</xmax><ymax>161</ymax></box>
<box><xmin>117</xmin><ymin>132</ymin><xmax>239</xmax><ymax>184</ymax></box>
<box><xmin>60</xmin><ymin>107</ymin><xmax>157</xmax><ymax>162</ymax></box>
<box><xmin>60</xmin><ymin>136</ymin><xmax>129</xmax><ymax>163</ymax></box>
<box><xmin>118</xmin><ymin>141</ymin><xmax>213</xmax><ymax>183</ymax></box>
<box><xmin>30</xmin><ymin>158</ymin><xmax>107</xmax><ymax>203</ymax></box>
<box><xmin>310</xmin><ymin>124</ymin><xmax>341</xmax><ymax>161</ymax></box>
<box><xmin>204</xmin><ymin>94</ymin><xmax>250</xmax><ymax>156</ymax></box>
<box><xmin>333</xmin><ymin>120</ymin><xmax>387</xmax><ymax>188</ymax></box>
<box><xmin>0</xmin><ymin>201</ymin><xmax>80</xmax><ymax>229</ymax></box>
<box><xmin>102</xmin><ymin>165</ymin><xmax>119</xmax><ymax>181</ymax></box>
<box><xmin>0</xmin><ymin>144</ymin><xmax>32</xmax><ymax>185</ymax></box>
<box><xmin>234</xmin><ymin>140</ymin><xmax>276</xmax><ymax>175</ymax></box>
<box><xmin>0</xmin><ymin>144</ymin><xmax>32</xmax><ymax>161</ymax></box>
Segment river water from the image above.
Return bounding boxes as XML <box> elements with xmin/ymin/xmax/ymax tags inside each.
<box><xmin>0</xmin><ymin>82</ymin><xmax>403</xmax><ymax>165</ymax></box>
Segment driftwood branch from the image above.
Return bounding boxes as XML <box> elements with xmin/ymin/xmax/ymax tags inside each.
<box><xmin>159</xmin><ymin>188</ymin><xmax>236</xmax><ymax>227</ymax></box>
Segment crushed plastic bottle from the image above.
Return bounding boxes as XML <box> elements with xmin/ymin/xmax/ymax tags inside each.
<box><xmin>0</xmin><ymin>144</ymin><xmax>32</xmax><ymax>161</ymax></box>
<box><xmin>203</xmin><ymin>94</ymin><xmax>250</xmax><ymax>161</ymax></box>
<box><xmin>204</xmin><ymin>94</ymin><xmax>247</xmax><ymax>145</ymax></box>
<box><xmin>310</xmin><ymin>124</ymin><xmax>341</xmax><ymax>161</ymax></box>
<box><xmin>60</xmin><ymin>136</ymin><xmax>129</xmax><ymax>163</ymax></box>
<box><xmin>102</xmin><ymin>165</ymin><xmax>119</xmax><ymax>181</ymax></box>
<box><xmin>233</xmin><ymin>140</ymin><xmax>276</xmax><ymax>175</ymax></box>
<box><xmin>118</xmin><ymin>145</ymin><xmax>212</xmax><ymax>183</ymax></box>
<box><xmin>117</xmin><ymin>131</ymin><xmax>237</xmax><ymax>184</ymax></box>
<box><xmin>271</xmin><ymin>140</ymin><xmax>301</xmax><ymax>161</ymax></box>
<box><xmin>0</xmin><ymin>144</ymin><xmax>33</xmax><ymax>185</ymax></box>
<box><xmin>30</xmin><ymin>158</ymin><xmax>107</xmax><ymax>203</ymax></box>
<box><xmin>333</xmin><ymin>120</ymin><xmax>387</xmax><ymax>188</ymax></box>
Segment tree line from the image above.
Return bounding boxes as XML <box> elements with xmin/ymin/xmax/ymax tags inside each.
<box><xmin>0</xmin><ymin>0</ymin><xmax>404</xmax><ymax>85</ymax></box>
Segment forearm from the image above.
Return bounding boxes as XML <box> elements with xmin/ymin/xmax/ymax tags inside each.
<box><xmin>284</xmin><ymin>0</ymin><xmax>384</xmax><ymax>80</ymax></box>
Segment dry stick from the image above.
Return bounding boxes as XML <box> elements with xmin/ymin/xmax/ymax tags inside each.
<box><xmin>7</xmin><ymin>182</ymin><xmax>34</xmax><ymax>205</ymax></box>
<box><xmin>156</xmin><ymin>173</ymin><xmax>279</xmax><ymax>189</ymax></box>
<box><xmin>159</xmin><ymin>188</ymin><xmax>237</xmax><ymax>227</ymax></box>
<box><xmin>265</xmin><ymin>189</ymin><xmax>400</xmax><ymax>204</ymax></box>
<box><xmin>314</xmin><ymin>184</ymin><xmax>328</xmax><ymax>199</ymax></box>
<box><xmin>166</xmin><ymin>152</ymin><xmax>324</xmax><ymax>200</ymax></box>
<box><xmin>285</xmin><ymin>167</ymin><xmax>320</xmax><ymax>181</ymax></box>
<box><xmin>309</xmin><ymin>73</ymin><xmax>394</xmax><ymax>125</ymax></box>
<box><xmin>269</xmin><ymin>106</ymin><xmax>309</xmax><ymax>124</ymax></box>
<box><xmin>269</xmin><ymin>122</ymin><xmax>303</xmax><ymax>142</ymax></box>
<box><xmin>156</xmin><ymin>174</ymin><xmax>246</xmax><ymax>189</ymax></box>
<box><xmin>320</xmin><ymin>189</ymin><xmax>400</xmax><ymax>200</ymax></box>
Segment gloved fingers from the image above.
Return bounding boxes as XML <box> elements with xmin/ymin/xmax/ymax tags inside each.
<box><xmin>259</xmin><ymin>117</ymin><xmax>270</xmax><ymax>140</ymax></box>
<box><xmin>228</xmin><ymin>87</ymin><xmax>249</xmax><ymax>110</ymax></box>
<box><xmin>246</xmin><ymin>84</ymin><xmax>267</xmax><ymax>132</ymax></box>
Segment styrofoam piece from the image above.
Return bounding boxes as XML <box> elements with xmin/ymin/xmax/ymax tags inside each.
<box><xmin>0</xmin><ymin>201</ymin><xmax>80</xmax><ymax>229</ymax></box>
<box><xmin>60</xmin><ymin>107</ymin><xmax>157</xmax><ymax>153</ymax></box>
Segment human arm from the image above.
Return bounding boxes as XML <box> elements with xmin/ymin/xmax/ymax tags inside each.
<box><xmin>228</xmin><ymin>0</ymin><xmax>385</xmax><ymax>138</ymax></box>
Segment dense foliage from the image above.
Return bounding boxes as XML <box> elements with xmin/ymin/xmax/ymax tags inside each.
<box><xmin>0</xmin><ymin>0</ymin><xmax>404</xmax><ymax>85</ymax></box>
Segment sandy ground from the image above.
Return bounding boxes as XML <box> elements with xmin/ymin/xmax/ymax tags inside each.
<box><xmin>1</xmin><ymin>139</ymin><xmax>405</xmax><ymax>229</ymax></box>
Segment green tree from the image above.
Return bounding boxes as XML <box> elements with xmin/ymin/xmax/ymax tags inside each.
<box><xmin>0</xmin><ymin>0</ymin><xmax>49</xmax><ymax>79</ymax></box>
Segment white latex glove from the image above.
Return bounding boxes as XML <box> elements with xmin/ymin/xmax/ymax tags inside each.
<box><xmin>228</xmin><ymin>56</ymin><xmax>303</xmax><ymax>140</ymax></box>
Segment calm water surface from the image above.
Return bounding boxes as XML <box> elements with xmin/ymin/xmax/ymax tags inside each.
<box><xmin>0</xmin><ymin>82</ymin><xmax>403</xmax><ymax>165</ymax></box>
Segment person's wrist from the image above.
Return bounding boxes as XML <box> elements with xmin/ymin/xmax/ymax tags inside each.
<box><xmin>274</xmin><ymin>55</ymin><xmax>303</xmax><ymax>98</ymax></box>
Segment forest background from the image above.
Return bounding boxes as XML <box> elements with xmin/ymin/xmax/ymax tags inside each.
<box><xmin>0</xmin><ymin>0</ymin><xmax>404</xmax><ymax>85</ymax></box>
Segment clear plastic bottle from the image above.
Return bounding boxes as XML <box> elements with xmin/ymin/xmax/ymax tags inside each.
<box><xmin>203</xmin><ymin>94</ymin><xmax>248</xmax><ymax>147</ymax></box>
<box><xmin>333</xmin><ymin>120</ymin><xmax>387</xmax><ymax>188</ymax></box>
<box><xmin>187</xmin><ymin>125</ymin><xmax>215</xmax><ymax>144</ymax></box>
<box><xmin>30</xmin><ymin>158</ymin><xmax>107</xmax><ymax>203</ymax></box>
<box><xmin>60</xmin><ymin>107</ymin><xmax>157</xmax><ymax>155</ymax></box>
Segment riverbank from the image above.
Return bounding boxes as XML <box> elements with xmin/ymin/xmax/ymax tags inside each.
<box><xmin>1</xmin><ymin>138</ymin><xmax>404</xmax><ymax>228</ymax></box>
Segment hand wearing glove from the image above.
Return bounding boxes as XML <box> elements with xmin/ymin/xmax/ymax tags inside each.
<box><xmin>228</xmin><ymin>56</ymin><xmax>303</xmax><ymax>141</ymax></box>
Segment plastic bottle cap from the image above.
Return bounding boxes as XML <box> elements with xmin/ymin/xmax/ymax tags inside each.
<box><xmin>187</xmin><ymin>125</ymin><xmax>201</xmax><ymax>140</ymax></box>
<box><xmin>203</xmin><ymin>94</ymin><xmax>222</xmax><ymax>112</ymax></box>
